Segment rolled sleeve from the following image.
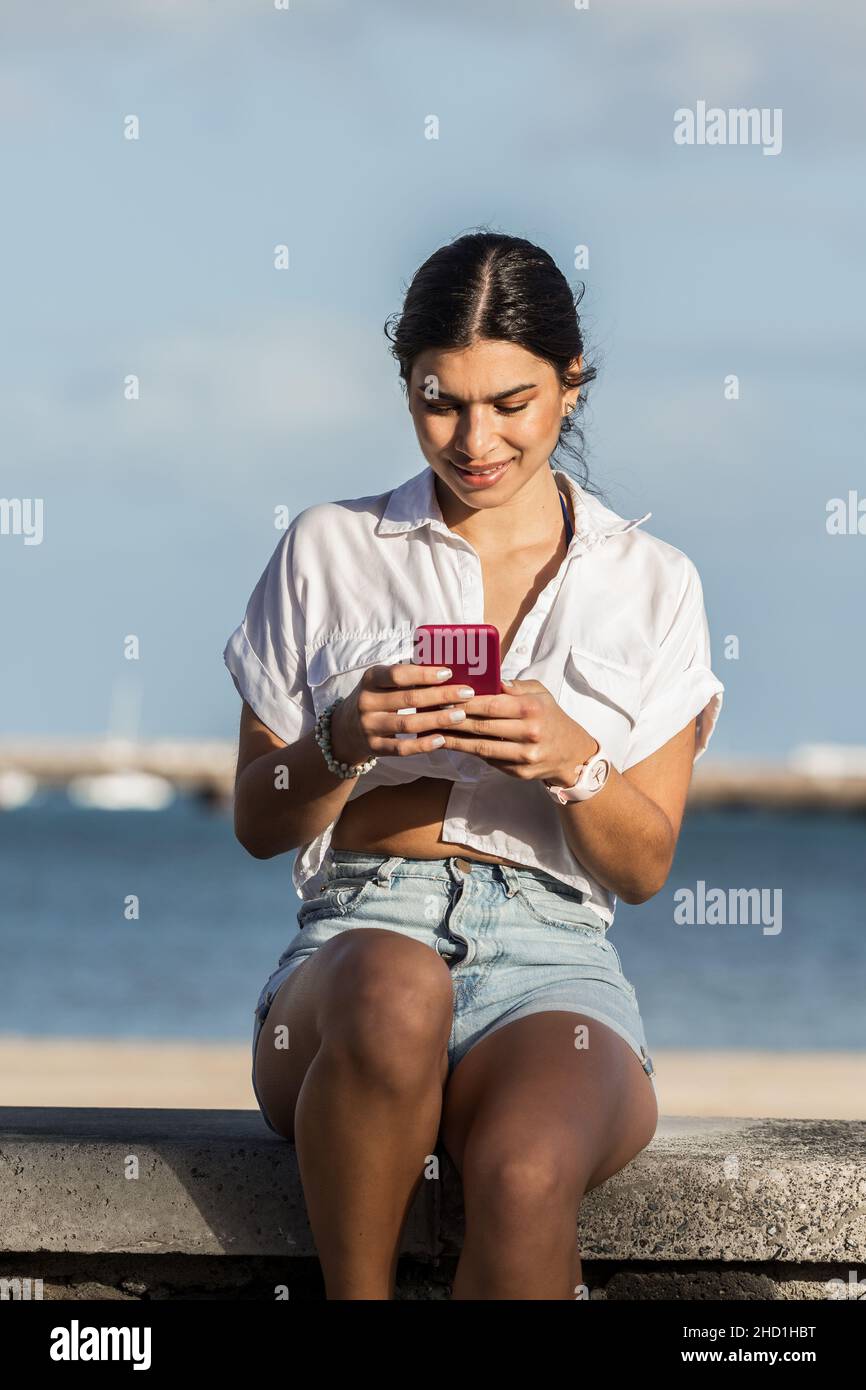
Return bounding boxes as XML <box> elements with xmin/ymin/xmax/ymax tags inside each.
<box><xmin>623</xmin><ymin>559</ymin><xmax>724</xmax><ymax>771</ymax></box>
<box><xmin>222</xmin><ymin>526</ymin><xmax>316</xmax><ymax>747</ymax></box>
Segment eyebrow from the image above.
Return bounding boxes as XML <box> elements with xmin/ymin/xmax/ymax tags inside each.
<box><xmin>416</xmin><ymin>382</ymin><xmax>538</xmax><ymax>403</ymax></box>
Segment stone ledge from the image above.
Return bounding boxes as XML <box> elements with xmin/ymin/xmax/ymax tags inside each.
<box><xmin>1</xmin><ymin>1108</ymin><xmax>863</xmax><ymax>1269</ymax></box>
<box><xmin>0</xmin><ymin>1253</ymin><xmax>855</xmax><ymax>1301</ymax></box>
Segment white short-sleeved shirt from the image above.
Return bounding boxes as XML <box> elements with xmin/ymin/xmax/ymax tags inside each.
<box><xmin>223</xmin><ymin>464</ymin><xmax>724</xmax><ymax>925</ymax></box>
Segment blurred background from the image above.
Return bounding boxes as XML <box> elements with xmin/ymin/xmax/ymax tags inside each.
<box><xmin>1</xmin><ymin>0</ymin><xmax>863</xmax><ymax>1118</ymax></box>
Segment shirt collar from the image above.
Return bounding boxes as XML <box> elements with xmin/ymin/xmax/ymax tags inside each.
<box><xmin>376</xmin><ymin>464</ymin><xmax>651</xmax><ymax>552</ymax></box>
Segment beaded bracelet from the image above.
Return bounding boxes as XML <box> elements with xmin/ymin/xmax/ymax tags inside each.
<box><xmin>314</xmin><ymin>696</ymin><xmax>378</xmax><ymax>779</ymax></box>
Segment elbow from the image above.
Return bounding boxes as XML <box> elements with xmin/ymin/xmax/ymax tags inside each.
<box><xmin>618</xmin><ymin>872</ymin><xmax>667</xmax><ymax>906</ymax></box>
<box><xmin>233</xmin><ymin>823</ymin><xmax>269</xmax><ymax>859</ymax></box>
<box><xmin>232</xmin><ymin>806</ymin><xmax>281</xmax><ymax>860</ymax></box>
<box><xmin>618</xmin><ymin>881</ymin><xmax>662</xmax><ymax>906</ymax></box>
<box><xmin>237</xmin><ymin>835</ymin><xmax>276</xmax><ymax>860</ymax></box>
<box><xmin>618</xmin><ymin>834</ymin><xmax>676</xmax><ymax>906</ymax></box>
<box><xmin>233</xmin><ymin>811</ymin><xmax>300</xmax><ymax>860</ymax></box>
<box><xmin>232</xmin><ymin>776</ymin><xmax>293</xmax><ymax>859</ymax></box>
<box><xmin>234</xmin><ymin>819</ymin><xmax>294</xmax><ymax>859</ymax></box>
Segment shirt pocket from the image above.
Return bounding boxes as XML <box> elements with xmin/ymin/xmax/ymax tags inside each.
<box><xmin>305</xmin><ymin>629</ymin><xmax>411</xmax><ymax>717</ymax></box>
<box><xmin>557</xmin><ymin>643</ymin><xmax>642</xmax><ymax>770</ymax></box>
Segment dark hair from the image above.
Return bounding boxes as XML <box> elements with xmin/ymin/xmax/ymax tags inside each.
<box><xmin>384</xmin><ymin>228</ymin><xmax>604</xmax><ymax>494</ymax></box>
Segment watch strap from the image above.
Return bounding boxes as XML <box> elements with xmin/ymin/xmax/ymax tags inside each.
<box><xmin>545</xmin><ymin>747</ymin><xmax>611</xmax><ymax>803</ymax></box>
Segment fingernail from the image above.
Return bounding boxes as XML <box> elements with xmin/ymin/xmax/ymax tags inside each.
<box><xmin>449</xmin><ymin>709</ymin><xmax>467</xmax><ymax>722</ymax></box>
<box><xmin>458</xmin><ymin>686</ymin><xmax>475</xmax><ymax>698</ymax></box>
<box><xmin>431</xmin><ymin>735</ymin><xmax>446</xmax><ymax>746</ymax></box>
<box><xmin>436</xmin><ymin>669</ymin><xmax>452</xmax><ymax>680</ymax></box>
<box><xmin>502</xmin><ymin>678</ymin><xmax>513</xmax><ymax>686</ymax></box>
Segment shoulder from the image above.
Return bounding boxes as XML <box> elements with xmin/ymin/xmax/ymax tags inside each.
<box><xmin>286</xmin><ymin>484</ymin><xmax>396</xmax><ymax>558</ymax></box>
<box><xmin>622</xmin><ymin>525</ymin><xmax>703</xmax><ymax>598</ymax></box>
<box><xmin>608</xmin><ymin>519</ymin><xmax>706</xmax><ymax>600</ymax></box>
<box><xmin>576</xmin><ymin>482</ymin><xmax>702</xmax><ymax>609</ymax></box>
<box><xmin>603</xmin><ymin>523</ymin><xmax>709</xmax><ymax>654</ymax></box>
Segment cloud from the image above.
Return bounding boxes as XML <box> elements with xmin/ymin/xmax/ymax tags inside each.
<box><xmin>1</xmin><ymin>310</ymin><xmax>399</xmax><ymax>492</ymax></box>
<box><xmin>1</xmin><ymin>0</ymin><xmax>264</xmax><ymax>39</ymax></box>
<box><xmin>2</xmin><ymin>0</ymin><xmax>863</xmax><ymax>160</ymax></box>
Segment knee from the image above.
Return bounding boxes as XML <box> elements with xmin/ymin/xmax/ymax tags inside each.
<box><xmin>321</xmin><ymin>933</ymin><xmax>454</xmax><ymax>1087</ymax></box>
<box><xmin>463</xmin><ymin>1138</ymin><xmax>584</xmax><ymax>1221</ymax></box>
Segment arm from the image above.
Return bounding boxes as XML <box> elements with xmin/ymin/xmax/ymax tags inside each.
<box><xmin>233</xmin><ymin>664</ymin><xmax>478</xmax><ymax>858</ymax></box>
<box><xmin>439</xmin><ymin>690</ymin><xmax>698</xmax><ymax>905</ymax></box>
<box><xmin>232</xmin><ymin>701</ymin><xmax>362</xmax><ymax>859</ymax></box>
<box><xmin>550</xmin><ymin>718</ymin><xmax>698</xmax><ymax>904</ymax></box>
<box><xmin>432</xmin><ymin>554</ymin><xmax>722</xmax><ymax>903</ymax></box>
<box><xmin>544</xmin><ymin>556</ymin><xmax>723</xmax><ymax>901</ymax></box>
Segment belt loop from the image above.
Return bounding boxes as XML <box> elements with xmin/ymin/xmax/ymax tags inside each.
<box><xmin>499</xmin><ymin>864</ymin><xmax>520</xmax><ymax>898</ymax></box>
<box><xmin>374</xmin><ymin>855</ymin><xmax>403</xmax><ymax>889</ymax></box>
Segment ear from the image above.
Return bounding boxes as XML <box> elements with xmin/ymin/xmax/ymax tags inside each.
<box><xmin>563</xmin><ymin>355</ymin><xmax>584</xmax><ymax>409</ymax></box>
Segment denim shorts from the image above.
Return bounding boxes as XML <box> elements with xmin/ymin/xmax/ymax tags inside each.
<box><xmin>251</xmin><ymin>850</ymin><xmax>655</xmax><ymax>1135</ymax></box>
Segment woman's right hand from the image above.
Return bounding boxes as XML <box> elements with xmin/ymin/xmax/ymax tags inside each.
<box><xmin>329</xmin><ymin>663</ymin><xmax>476</xmax><ymax>766</ymax></box>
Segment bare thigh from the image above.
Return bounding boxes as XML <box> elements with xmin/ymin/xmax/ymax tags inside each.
<box><xmin>439</xmin><ymin>1011</ymin><xmax>659</xmax><ymax>1193</ymax></box>
<box><xmin>254</xmin><ymin>929</ymin><xmax>454</xmax><ymax>1141</ymax></box>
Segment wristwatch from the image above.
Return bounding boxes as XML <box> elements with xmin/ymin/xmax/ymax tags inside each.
<box><xmin>544</xmin><ymin>743</ymin><xmax>612</xmax><ymax>804</ymax></box>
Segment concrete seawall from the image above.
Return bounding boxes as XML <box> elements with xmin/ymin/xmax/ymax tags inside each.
<box><xmin>1</xmin><ymin>1107</ymin><xmax>863</xmax><ymax>1300</ymax></box>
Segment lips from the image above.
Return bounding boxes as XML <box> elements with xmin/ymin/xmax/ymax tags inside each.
<box><xmin>449</xmin><ymin>458</ymin><xmax>513</xmax><ymax>486</ymax></box>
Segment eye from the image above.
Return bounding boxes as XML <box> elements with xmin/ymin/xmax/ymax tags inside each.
<box><xmin>422</xmin><ymin>402</ymin><xmax>529</xmax><ymax>415</ymax></box>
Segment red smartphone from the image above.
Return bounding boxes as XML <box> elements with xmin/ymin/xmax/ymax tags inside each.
<box><xmin>412</xmin><ymin>623</ymin><xmax>502</xmax><ymax>696</ymax></box>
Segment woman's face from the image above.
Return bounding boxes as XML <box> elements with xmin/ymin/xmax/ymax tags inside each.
<box><xmin>408</xmin><ymin>338</ymin><xmax>582</xmax><ymax>508</ymax></box>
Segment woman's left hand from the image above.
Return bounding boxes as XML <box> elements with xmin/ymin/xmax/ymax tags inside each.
<box><xmin>437</xmin><ymin>678</ymin><xmax>599</xmax><ymax>785</ymax></box>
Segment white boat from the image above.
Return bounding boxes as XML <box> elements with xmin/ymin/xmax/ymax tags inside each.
<box><xmin>64</xmin><ymin>676</ymin><xmax>177</xmax><ymax>810</ymax></box>
<box><xmin>0</xmin><ymin>770</ymin><xmax>38</xmax><ymax>809</ymax></box>
<box><xmin>789</xmin><ymin>744</ymin><xmax>866</xmax><ymax>777</ymax></box>
<box><xmin>67</xmin><ymin>770</ymin><xmax>175</xmax><ymax>811</ymax></box>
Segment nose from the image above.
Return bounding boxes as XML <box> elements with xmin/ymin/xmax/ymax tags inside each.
<box><xmin>452</xmin><ymin>407</ymin><xmax>503</xmax><ymax>460</ymax></box>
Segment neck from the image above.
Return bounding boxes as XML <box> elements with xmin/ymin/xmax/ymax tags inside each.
<box><xmin>433</xmin><ymin>464</ymin><xmax>572</xmax><ymax>553</ymax></box>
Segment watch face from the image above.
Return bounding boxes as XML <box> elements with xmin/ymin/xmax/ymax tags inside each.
<box><xmin>587</xmin><ymin>759</ymin><xmax>609</xmax><ymax>789</ymax></box>
<box><xmin>546</xmin><ymin>749</ymin><xmax>610</xmax><ymax>802</ymax></box>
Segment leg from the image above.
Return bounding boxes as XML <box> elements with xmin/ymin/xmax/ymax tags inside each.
<box><xmin>254</xmin><ymin>928</ymin><xmax>453</xmax><ymax>1299</ymax></box>
<box><xmin>439</xmin><ymin>1011</ymin><xmax>658</xmax><ymax>1300</ymax></box>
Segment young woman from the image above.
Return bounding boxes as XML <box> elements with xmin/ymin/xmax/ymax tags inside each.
<box><xmin>224</xmin><ymin>231</ymin><xmax>724</xmax><ymax>1300</ymax></box>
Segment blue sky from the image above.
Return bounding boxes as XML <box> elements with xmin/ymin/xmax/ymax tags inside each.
<box><xmin>1</xmin><ymin>0</ymin><xmax>863</xmax><ymax>760</ymax></box>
